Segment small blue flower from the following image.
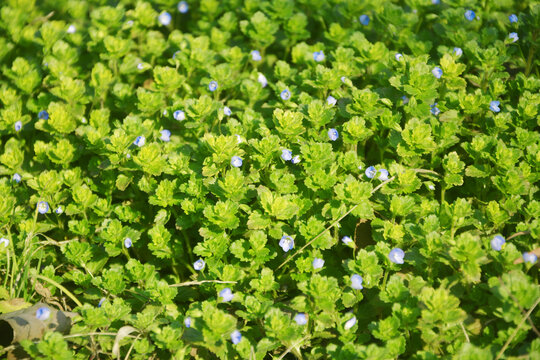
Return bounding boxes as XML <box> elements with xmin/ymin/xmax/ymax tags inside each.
<box><xmin>14</xmin><ymin>121</ymin><xmax>22</xmax><ymax>132</ymax></box>
<box><xmin>281</xmin><ymin>149</ymin><xmax>293</xmax><ymax>161</ymax></box>
<box><xmin>313</xmin><ymin>50</ymin><xmax>325</xmax><ymax>62</ymax></box>
<box><xmin>328</xmin><ymin>128</ymin><xmax>339</xmax><ymax>141</ymax></box>
<box><xmin>251</xmin><ymin>50</ymin><xmax>262</xmax><ymax>61</ymax></box>
<box><xmin>36</xmin><ymin>306</ymin><xmax>51</xmax><ymax>321</ymax></box>
<box><xmin>509</xmin><ymin>14</ymin><xmax>518</xmax><ymax>23</ymax></box>
<box><xmin>341</xmin><ymin>76</ymin><xmax>347</xmax><ymax>83</ymax></box>
<box><xmin>428</xmin><ymin>184</ymin><xmax>435</xmax><ymax>190</ymax></box>
<box><xmin>395</xmin><ymin>53</ymin><xmax>403</xmax><ymax>61</ymax></box>
<box><xmin>432</xmin><ymin>0</ymin><xmax>440</xmax><ymax>4</ymax></box>
<box><xmin>389</xmin><ymin>248</ymin><xmax>405</xmax><ymax>264</ymax></box>
<box><xmin>464</xmin><ymin>10</ymin><xmax>475</xmax><ymax>21</ymax></box>
<box><xmin>162</xmin><ymin>109</ymin><xmax>168</xmax><ymax>116</ymax></box>
<box><xmin>491</xmin><ymin>235</ymin><xmax>505</xmax><ymax>251</ymax></box>
<box><xmin>312</xmin><ymin>258</ymin><xmax>325</xmax><ymax>269</ymax></box>
<box><xmin>0</xmin><ymin>238</ymin><xmax>9</xmax><ymax>248</ymax></box>
<box><xmin>172</xmin><ymin>50</ymin><xmax>180</xmax><ymax>60</ymax></box>
<box><xmin>401</xmin><ymin>95</ymin><xmax>409</xmax><ymax>105</ymax></box>
<box><xmin>37</xmin><ymin>201</ymin><xmax>49</xmax><ymax>214</ymax></box>
<box><xmin>173</xmin><ymin>110</ymin><xmax>186</xmax><ymax>121</ymax></box>
<box><xmin>342</xmin><ymin>236</ymin><xmax>352</xmax><ymax>245</ymax></box>
<box><xmin>235</xmin><ymin>134</ymin><xmax>243</xmax><ymax>144</ymax></box>
<box><xmin>160</xmin><ymin>129</ymin><xmax>171</xmax><ymax>142</ymax></box>
<box><xmin>378</xmin><ymin>168</ymin><xmax>389</xmax><ymax>181</ymax></box>
<box><xmin>294</xmin><ymin>313</ymin><xmax>308</xmax><ymax>325</ymax></box>
<box><xmin>351</xmin><ymin>274</ymin><xmax>363</xmax><ymax>290</ymax></box>
<box><xmin>159</xmin><ymin>11</ymin><xmax>172</xmax><ymax>26</ymax></box>
<box><xmin>509</xmin><ymin>32</ymin><xmax>519</xmax><ymax>43</ymax></box>
<box><xmin>55</xmin><ymin>206</ymin><xmax>63</xmax><ymax>214</ymax></box>
<box><xmin>133</xmin><ymin>136</ymin><xmax>146</xmax><ymax>147</ymax></box>
<box><xmin>209</xmin><ymin>80</ymin><xmax>218</xmax><ymax>92</ymax></box>
<box><xmin>291</xmin><ymin>155</ymin><xmax>301</xmax><ymax>164</ymax></box>
<box><xmin>13</xmin><ymin>173</ymin><xmax>21</xmax><ymax>183</ymax></box>
<box><xmin>219</xmin><ymin>287</ymin><xmax>234</xmax><ymax>302</ymax></box>
<box><xmin>359</xmin><ymin>15</ymin><xmax>370</xmax><ymax>25</ymax></box>
<box><xmin>178</xmin><ymin>1</ymin><xmax>189</xmax><ymax>13</ymax></box>
<box><xmin>98</xmin><ymin>297</ymin><xmax>106</xmax><ymax>307</ymax></box>
<box><xmin>489</xmin><ymin>100</ymin><xmax>500</xmax><ymax>113</ymax></box>
<box><xmin>523</xmin><ymin>252</ymin><xmax>537</xmax><ymax>264</ymax></box>
<box><xmin>327</xmin><ymin>95</ymin><xmax>337</xmax><ymax>106</ymax></box>
<box><xmin>453</xmin><ymin>47</ymin><xmax>463</xmax><ymax>57</ymax></box>
<box><xmin>279</xmin><ymin>235</ymin><xmax>294</xmax><ymax>252</ymax></box>
<box><xmin>193</xmin><ymin>258</ymin><xmax>205</xmax><ymax>270</ymax></box>
<box><xmin>223</xmin><ymin>106</ymin><xmax>232</xmax><ymax>116</ymax></box>
<box><xmin>231</xmin><ymin>156</ymin><xmax>243</xmax><ymax>168</ymax></box>
<box><xmin>280</xmin><ymin>89</ymin><xmax>291</xmax><ymax>100</ymax></box>
<box><xmin>257</xmin><ymin>73</ymin><xmax>268</xmax><ymax>88</ymax></box>
<box><xmin>184</xmin><ymin>316</ymin><xmax>192</xmax><ymax>327</ymax></box>
<box><xmin>124</xmin><ymin>237</ymin><xmax>132</xmax><ymax>248</ymax></box>
<box><xmin>231</xmin><ymin>330</ymin><xmax>242</xmax><ymax>344</ymax></box>
<box><xmin>137</xmin><ymin>63</ymin><xmax>144</xmax><ymax>70</ymax></box>
<box><xmin>365</xmin><ymin>166</ymin><xmax>377</xmax><ymax>179</ymax></box>
<box><xmin>38</xmin><ymin>110</ymin><xmax>49</xmax><ymax>120</ymax></box>
<box><xmin>344</xmin><ymin>316</ymin><xmax>357</xmax><ymax>330</ymax></box>
<box><xmin>430</xmin><ymin>103</ymin><xmax>440</xmax><ymax>116</ymax></box>
<box><xmin>432</xmin><ymin>67</ymin><xmax>443</xmax><ymax>79</ymax></box>
<box><xmin>126</xmin><ymin>153</ymin><xmax>131</xmax><ymax>159</ymax></box>
<box><xmin>67</xmin><ymin>24</ymin><xmax>76</xmax><ymax>34</ymax></box>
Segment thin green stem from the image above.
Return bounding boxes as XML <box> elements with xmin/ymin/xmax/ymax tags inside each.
<box><xmin>33</xmin><ymin>274</ymin><xmax>83</xmax><ymax>308</ymax></box>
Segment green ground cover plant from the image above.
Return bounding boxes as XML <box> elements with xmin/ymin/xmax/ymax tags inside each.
<box><xmin>0</xmin><ymin>0</ymin><xmax>539</xmax><ymax>359</ymax></box>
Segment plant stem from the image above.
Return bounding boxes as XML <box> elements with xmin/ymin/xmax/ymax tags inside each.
<box><xmin>33</xmin><ymin>274</ymin><xmax>83</xmax><ymax>308</ymax></box>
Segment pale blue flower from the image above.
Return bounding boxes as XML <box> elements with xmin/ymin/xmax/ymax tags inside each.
<box><xmin>464</xmin><ymin>10</ymin><xmax>475</xmax><ymax>21</ymax></box>
<box><xmin>159</xmin><ymin>11</ymin><xmax>172</xmax><ymax>26</ymax></box>
<box><xmin>126</xmin><ymin>153</ymin><xmax>131</xmax><ymax>159</ymax></box>
<box><xmin>432</xmin><ymin>0</ymin><xmax>440</xmax><ymax>4</ymax></box>
<box><xmin>341</xmin><ymin>76</ymin><xmax>347</xmax><ymax>83</ymax></box>
<box><xmin>395</xmin><ymin>53</ymin><xmax>403</xmax><ymax>61</ymax></box>
<box><xmin>184</xmin><ymin>316</ymin><xmax>192</xmax><ymax>327</ymax></box>
<box><xmin>281</xmin><ymin>149</ymin><xmax>293</xmax><ymax>161</ymax></box>
<box><xmin>365</xmin><ymin>166</ymin><xmax>377</xmax><ymax>179</ymax></box>
<box><xmin>231</xmin><ymin>156</ymin><xmax>243</xmax><ymax>167</ymax></box>
<box><xmin>172</xmin><ymin>50</ymin><xmax>180</xmax><ymax>59</ymax></box>
<box><xmin>523</xmin><ymin>252</ymin><xmax>537</xmax><ymax>264</ymax></box>
<box><xmin>359</xmin><ymin>15</ymin><xmax>370</xmax><ymax>25</ymax></box>
<box><xmin>178</xmin><ymin>1</ymin><xmax>189</xmax><ymax>13</ymax></box>
<box><xmin>231</xmin><ymin>330</ymin><xmax>242</xmax><ymax>344</ymax></box>
<box><xmin>432</xmin><ymin>67</ymin><xmax>443</xmax><ymax>79</ymax></box>
<box><xmin>37</xmin><ymin>201</ymin><xmax>49</xmax><ymax>214</ymax></box>
<box><xmin>14</xmin><ymin>121</ymin><xmax>22</xmax><ymax>131</ymax></box>
<box><xmin>313</xmin><ymin>50</ymin><xmax>325</xmax><ymax>62</ymax></box>
<box><xmin>342</xmin><ymin>236</ymin><xmax>352</xmax><ymax>245</ymax></box>
<box><xmin>162</xmin><ymin>109</ymin><xmax>168</xmax><ymax>116</ymax></box>
<box><xmin>428</xmin><ymin>184</ymin><xmax>435</xmax><ymax>190</ymax></box>
<box><xmin>124</xmin><ymin>238</ymin><xmax>132</xmax><ymax>248</ymax></box>
<box><xmin>137</xmin><ymin>63</ymin><xmax>144</xmax><ymax>70</ymax></box>
<box><xmin>489</xmin><ymin>100</ymin><xmax>500</xmax><ymax>113</ymax></box>
<box><xmin>378</xmin><ymin>168</ymin><xmax>389</xmax><ymax>181</ymax></box>
<box><xmin>312</xmin><ymin>258</ymin><xmax>325</xmax><ymax>269</ymax></box>
<box><xmin>13</xmin><ymin>173</ymin><xmax>21</xmax><ymax>183</ymax></box>
<box><xmin>219</xmin><ymin>287</ymin><xmax>234</xmax><ymax>302</ymax></box>
<box><xmin>98</xmin><ymin>297</ymin><xmax>106</xmax><ymax>307</ymax></box>
<box><xmin>235</xmin><ymin>134</ymin><xmax>243</xmax><ymax>144</ymax></box>
<box><xmin>430</xmin><ymin>103</ymin><xmax>440</xmax><ymax>116</ymax></box>
<box><xmin>328</xmin><ymin>128</ymin><xmax>339</xmax><ymax>141</ymax></box>
<box><xmin>55</xmin><ymin>206</ymin><xmax>63</xmax><ymax>214</ymax></box>
<box><xmin>36</xmin><ymin>306</ymin><xmax>51</xmax><ymax>320</ymax></box>
<box><xmin>133</xmin><ymin>136</ymin><xmax>146</xmax><ymax>147</ymax></box>
<box><xmin>38</xmin><ymin>110</ymin><xmax>49</xmax><ymax>120</ymax></box>
<box><xmin>258</xmin><ymin>73</ymin><xmax>268</xmax><ymax>87</ymax></box>
<box><xmin>251</xmin><ymin>50</ymin><xmax>262</xmax><ymax>61</ymax></box>
<box><xmin>209</xmin><ymin>81</ymin><xmax>218</xmax><ymax>92</ymax></box>
<box><xmin>327</xmin><ymin>95</ymin><xmax>337</xmax><ymax>106</ymax></box>
<box><xmin>344</xmin><ymin>316</ymin><xmax>357</xmax><ymax>330</ymax></box>
<box><xmin>193</xmin><ymin>259</ymin><xmax>205</xmax><ymax>270</ymax></box>
<box><xmin>401</xmin><ymin>95</ymin><xmax>409</xmax><ymax>105</ymax></box>
<box><xmin>160</xmin><ymin>129</ymin><xmax>171</xmax><ymax>142</ymax></box>
<box><xmin>351</xmin><ymin>274</ymin><xmax>363</xmax><ymax>290</ymax></box>
<box><xmin>279</xmin><ymin>235</ymin><xmax>294</xmax><ymax>252</ymax></box>
<box><xmin>291</xmin><ymin>155</ymin><xmax>301</xmax><ymax>164</ymax></box>
<box><xmin>173</xmin><ymin>110</ymin><xmax>186</xmax><ymax>121</ymax></box>
<box><xmin>453</xmin><ymin>47</ymin><xmax>463</xmax><ymax>57</ymax></box>
<box><xmin>509</xmin><ymin>32</ymin><xmax>519</xmax><ymax>42</ymax></box>
<box><xmin>280</xmin><ymin>89</ymin><xmax>291</xmax><ymax>100</ymax></box>
<box><xmin>0</xmin><ymin>238</ymin><xmax>9</xmax><ymax>248</ymax></box>
<box><xmin>389</xmin><ymin>248</ymin><xmax>405</xmax><ymax>264</ymax></box>
<box><xmin>223</xmin><ymin>106</ymin><xmax>232</xmax><ymax>116</ymax></box>
<box><xmin>294</xmin><ymin>313</ymin><xmax>307</xmax><ymax>325</ymax></box>
<box><xmin>491</xmin><ymin>235</ymin><xmax>505</xmax><ymax>251</ymax></box>
<box><xmin>509</xmin><ymin>14</ymin><xmax>518</xmax><ymax>23</ymax></box>
<box><xmin>67</xmin><ymin>24</ymin><xmax>76</xmax><ymax>34</ymax></box>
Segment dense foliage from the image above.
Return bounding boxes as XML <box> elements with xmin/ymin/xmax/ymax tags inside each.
<box><xmin>0</xmin><ymin>0</ymin><xmax>539</xmax><ymax>359</ymax></box>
